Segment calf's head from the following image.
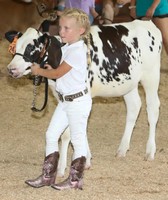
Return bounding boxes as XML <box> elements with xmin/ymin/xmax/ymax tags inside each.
<box><xmin>7</xmin><ymin>27</ymin><xmax>62</xmax><ymax>78</ymax></box>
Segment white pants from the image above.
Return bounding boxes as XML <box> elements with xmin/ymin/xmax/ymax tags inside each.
<box><xmin>45</xmin><ymin>93</ymin><xmax>92</xmax><ymax>159</ymax></box>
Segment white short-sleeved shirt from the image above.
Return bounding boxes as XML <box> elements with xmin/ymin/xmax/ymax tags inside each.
<box><xmin>56</xmin><ymin>40</ymin><xmax>88</xmax><ymax>95</ymax></box>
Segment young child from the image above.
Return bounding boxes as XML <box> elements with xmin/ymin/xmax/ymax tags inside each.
<box><xmin>25</xmin><ymin>8</ymin><xmax>92</xmax><ymax>190</ymax></box>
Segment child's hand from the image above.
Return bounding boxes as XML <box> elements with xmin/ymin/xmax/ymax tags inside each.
<box><xmin>31</xmin><ymin>63</ymin><xmax>40</xmax><ymax>75</ymax></box>
<box><xmin>44</xmin><ymin>63</ymin><xmax>52</xmax><ymax>70</ymax></box>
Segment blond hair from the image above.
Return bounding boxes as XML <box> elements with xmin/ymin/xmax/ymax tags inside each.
<box><xmin>60</xmin><ymin>8</ymin><xmax>90</xmax><ymax>38</ymax></box>
<box><xmin>60</xmin><ymin>8</ymin><xmax>91</xmax><ymax>66</ymax></box>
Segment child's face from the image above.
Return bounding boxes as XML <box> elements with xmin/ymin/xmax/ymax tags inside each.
<box><xmin>59</xmin><ymin>16</ymin><xmax>85</xmax><ymax>44</ymax></box>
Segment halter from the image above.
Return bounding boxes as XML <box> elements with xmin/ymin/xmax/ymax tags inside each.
<box><xmin>15</xmin><ymin>52</ymin><xmax>34</xmax><ymax>63</ymax></box>
<box><xmin>14</xmin><ymin>34</ymin><xmax>51</xmax><ymax>112</ymax></box>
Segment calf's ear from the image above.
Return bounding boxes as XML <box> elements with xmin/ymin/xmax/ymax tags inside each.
<box><xmin>5</xmin><ymin>30</ymin><xmax>23</xmax><ymax>43</ymax></box>
<box><xmin>38</xmin><ymin>33</ymin><xmax>50</xmax><ymax>47</ymax></box>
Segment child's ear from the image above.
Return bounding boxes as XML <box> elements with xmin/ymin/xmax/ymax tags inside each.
<box><xmin>79</xmin><ymin>27</ymin><xmax>86</xmax><ymax>35</ymax></box>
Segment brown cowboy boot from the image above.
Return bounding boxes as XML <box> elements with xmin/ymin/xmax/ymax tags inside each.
<box><xmin>52</xmin><ymin>156</ymin><xmax>86</xmax><ymax>190</ymax></box>
<box><xmin>25</xmin><ymin>151</ymin><xmax>59</xmax><ymax>188</ymax></box>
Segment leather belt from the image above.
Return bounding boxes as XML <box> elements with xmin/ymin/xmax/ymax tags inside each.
<box><xmin>57</xmin><ymin>88</ymin><xmax>88</xmax><ymax>102</ymax></box>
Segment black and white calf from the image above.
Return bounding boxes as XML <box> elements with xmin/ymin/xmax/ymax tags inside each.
<box><xmin>7</xmin><ymin>20</ymin><xmax>162</xmax><ymax>176</ymax></box>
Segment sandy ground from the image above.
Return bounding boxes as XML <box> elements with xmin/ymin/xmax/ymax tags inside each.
<box><xmin>0</xmin><ymin>34</ymin><xmax>168</xmax><ymax>200</ymax></box>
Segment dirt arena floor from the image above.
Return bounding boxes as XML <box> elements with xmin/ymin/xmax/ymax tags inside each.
<box><xmin>0</xmin><ymin>34</ymin><xmax>168</xmax><ymax>200</ymax></box>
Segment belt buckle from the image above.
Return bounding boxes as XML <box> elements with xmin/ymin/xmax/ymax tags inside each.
<box><xmin>65</xmin><ymin>96</ymin><xmax>73</xmax><ymax>101</ymax></box>
<box><xmin>68</xmin><ymin>97</ymin><xmax>73</xmax><ymax>101</ymax></box>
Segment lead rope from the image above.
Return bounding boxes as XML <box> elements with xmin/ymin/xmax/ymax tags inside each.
<box><xmin>31</xmin><ymin>75</ymin><xmax>48</xmax><ymax>112</ymax></box>
<box><xmin>31</xmin><ymin>75</ymin><xmax>39</xmax><ymax>111</ymax></box>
